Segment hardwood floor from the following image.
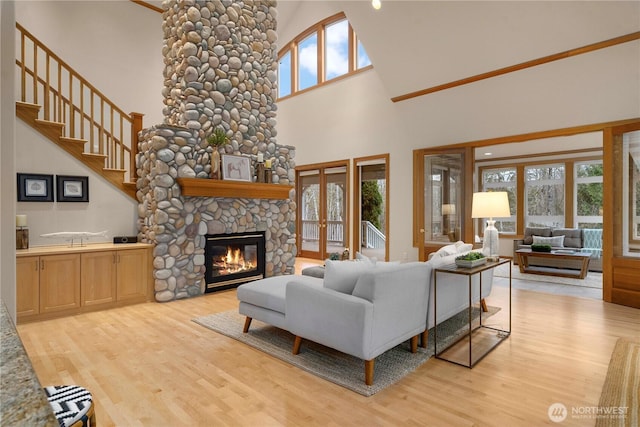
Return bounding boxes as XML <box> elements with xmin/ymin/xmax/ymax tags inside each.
<box><xmin>16</xmin><ymin>258</ymin><xmax>640</xmax><ymax>427</ymax></box>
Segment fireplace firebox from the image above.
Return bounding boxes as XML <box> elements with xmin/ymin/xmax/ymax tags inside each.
<box><xmin>204</xmin><ymin>231</ymin><xmax>265</xmax><ymax>293</ymax></box>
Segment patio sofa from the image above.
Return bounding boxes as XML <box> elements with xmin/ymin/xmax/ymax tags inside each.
<box><xmin>513</xmin><ymin>226</ymin><xmax>602</xmax><ymax>272</ymax></box>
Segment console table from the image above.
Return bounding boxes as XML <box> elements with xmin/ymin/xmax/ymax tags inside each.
<box><xmin>434</xmin><ymin>258</ymin><xmax>511</xmax><ymax>368</ymax></box>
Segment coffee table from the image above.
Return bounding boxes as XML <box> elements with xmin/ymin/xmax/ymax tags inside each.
<box><xmin>515</xmin><ymin>249</ymin><xmax>591</xmax><ymax>279</ymax></box>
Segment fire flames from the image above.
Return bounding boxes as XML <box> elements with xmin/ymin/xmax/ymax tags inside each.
<box><xmin>215</xmin><ymin>246</ymin><xmax>255</xmax><ymax>275</ymax></box>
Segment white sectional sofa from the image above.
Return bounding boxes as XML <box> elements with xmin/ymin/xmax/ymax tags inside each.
<box><xmin>236</xmin><ymin>242</ymin><xmax>494</xmax><ymax>385</ymax></box>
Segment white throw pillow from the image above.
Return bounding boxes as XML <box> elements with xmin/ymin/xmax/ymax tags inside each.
<box><xmin>457</xmin><ymin>243</ymin><xmax>473</xmax><ymax>253</ymax></box>
<box><xmin>355</xmin><ymin>251</ymin><xmax>377</xmax><ymax>264</ymax></box>
<box><xmin>532</xmin><ymin>235</ymin><xmax>565</xmax><ymax>247</ymax></box>
<box><xmin>434</xmin><ymin>243</ymin><xmax>459</xmax><ymax>258</ymax></box>
<box><xmin>323</xmin><ymin>259</ymin><xmax>374</xmax><ymax>294</ymax></box>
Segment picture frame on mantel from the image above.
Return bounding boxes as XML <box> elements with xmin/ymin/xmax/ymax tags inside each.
<box><xmin>221</xmin><ymin>154</ymin><xmax>252</xmax><ymax>182</ymax></box>
<box><xmin>17</xmin><ymin>173</ymin><xmax>54</xmax><ymax>202</ymax></box>
<box><xmin>56</xmin><ymin>175</ymin><xmax>89</xmax><ymax>202</ymax></box>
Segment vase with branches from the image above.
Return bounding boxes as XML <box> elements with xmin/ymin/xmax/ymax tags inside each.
<box><xmin>207</xmin><ymin>127</ymin><xmax>228</xmax><ymax>179</ymax></box>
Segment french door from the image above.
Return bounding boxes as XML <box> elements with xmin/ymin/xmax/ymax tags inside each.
<box><xmin>296</xmin><ymin>161</ymin><xmax>349</xmax><ymax>260</ymax></box>
<box><xmin>353</xmin><ymin>154</ymin><xmax>389</xmax><ymax>261</ymax></box>
<box><xmin>604</xmin><ymin>120</ymin><xmax>640</xmax><ymax>308</ymax></box>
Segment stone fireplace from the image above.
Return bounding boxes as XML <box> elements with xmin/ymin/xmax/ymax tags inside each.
<box><xmin>136</xmin><ymin>0</ymin><xmax>296</xmax><ymax>302</ymax></box>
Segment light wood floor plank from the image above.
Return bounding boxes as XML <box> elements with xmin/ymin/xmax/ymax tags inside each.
<box><xmin>16</xmin><ymin>262</ymin><xmax>640</xmax><ymax>427</ymax></box>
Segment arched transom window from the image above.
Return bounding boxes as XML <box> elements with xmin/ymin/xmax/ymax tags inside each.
<box><xmin>278</xmin><ymin>12</ymin><xmax>372</xmax><ymax>99</ymax></box>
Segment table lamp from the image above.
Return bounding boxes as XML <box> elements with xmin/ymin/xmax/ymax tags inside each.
<box><xmin>16</xmin><ymin>214</ymin><xmax>29</xmax><ymax>249</ymax></box>
<box><xmin>471</xmin><ymin>192</ymin><xmax>510</xmax><ymax>261</ymax></box>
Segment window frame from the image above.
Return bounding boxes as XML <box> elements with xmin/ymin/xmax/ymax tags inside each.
<box><xmin>478</xmin><ymin>155</ymin><xmax>604</xmax><ymax>236</ymax></box>
<box><xmin>277</xmin><ymin>12</ymin><xmax>373</xmax><ymax>100</ymax></box>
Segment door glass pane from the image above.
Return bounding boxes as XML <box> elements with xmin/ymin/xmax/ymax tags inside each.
<box><xmin>424</xmin><ymin>153</ymin><xmax>463</xmax><ymax>244</ymax></box>
<box><xmin>325</xmin><ymin>167</ymin><xmax>347</xmax><ymax>257</ymax></box>
<box><xmin>623</xmin><ymin>130</ymin><xmax>640</xmax><ymax>257</ymax></box>
<box><xmin>300</xmin><ymin>171</ymin><xmax>320</xmax><ymax>254</ymax></box>
<box><xmin>358</xmin><ymin>162</ymin><xmax>386</xmax><ymax>260</ymax></box>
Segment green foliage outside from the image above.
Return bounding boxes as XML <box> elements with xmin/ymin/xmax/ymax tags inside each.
<box><xmin>361</xmin><ymin>180</ymin><xmax>383</xmax><ymax>230</ymax></box>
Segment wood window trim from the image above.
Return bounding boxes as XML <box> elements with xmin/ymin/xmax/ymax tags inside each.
<box><xmin>392</xmin><ymin>31</ymin><xmax>640</xmax><ymax>103</ymax></box>
<box><xmin>478</xmin><ymin>153</ymin><xmax>604</xmax><ymax>236</ymax></box>
<box><xmin>276</xmin><ymin>12</ymin><xmax>373</xmax><ymax>101</ymax></box>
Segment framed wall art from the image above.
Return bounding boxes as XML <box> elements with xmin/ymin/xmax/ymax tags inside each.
<box><xmin>56</xmin><ymin>175</ymin><xmax>89</xmax><ymax>202</ymax></box>
<box><xmin>17</xmin><ymin>173</ymin><xmax>54</xmax><ymax>202</ymax></box>
<box><xmin>221</xmin><ymin>154</ymin><xmax>252</xmax><ymax>182</ymax></box>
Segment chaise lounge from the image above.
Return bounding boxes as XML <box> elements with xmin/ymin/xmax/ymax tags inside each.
<box><xmin>237</xmin><ymin>243</ymin><xmax>496</xmax><ymax>385</ymax></box>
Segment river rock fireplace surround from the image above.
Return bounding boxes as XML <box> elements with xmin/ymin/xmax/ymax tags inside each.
<box><xmin>135</xmin><ymin>0</ymin><xmax>296</xmax><ymax>302</ymax></box>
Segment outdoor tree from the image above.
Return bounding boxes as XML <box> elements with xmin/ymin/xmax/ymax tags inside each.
<box><xmin>362</xmin><ymin>180</ymin><xmax>383</xmax><ymax>230</ymax></box>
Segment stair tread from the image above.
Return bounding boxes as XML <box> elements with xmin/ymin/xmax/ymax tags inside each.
<box><xmin>59</xmin><ymin>136</ymin><xmax>88</xmax><ymax>144</ymax></box>
<box><xmin>35</xmin><ymin>118</ymin><xmax>64</xmax><ymax>127</ymax></box>
<box><xmin>83</xmin><ymin>153</ymin><xmax>108</xmax><ymax>159</ymax></box>
<box><xmin>16</xmin><ymin>101</ymin><xmax>40</xmax><ymax>110</ymax></box>
<box><xmin>103</xmin><ymin>168</ymin><xmax>127</xmax><ymax>172</ymax></box>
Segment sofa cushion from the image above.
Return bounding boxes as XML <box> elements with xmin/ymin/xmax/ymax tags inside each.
<box><xmin>237</xmin><ymin>275</ymin><xmax>322</xmax><ymax>314</ymax></box>
<box><xmin>323</xmin><ymin>259</ymin><xmax>374</xmax><ymax>294</ymax></box>
<box><xmin>351</xmin><ymin>262</ymin><xmax>429</xmax><ymax>302</ymax></box>
<box><xmin>523</xmin><ymin>227</ymin><xmax>552</xmax><ymax>244</ymax></box>
<box><xmin>552</xmin><ymin>228</ymin><xmax>583</xmax><ymax>248</ymax></box>
<box><xmin>533</xmin><ymin>235</ymin><xmax>565</xmax><ymax>247</ymax></box>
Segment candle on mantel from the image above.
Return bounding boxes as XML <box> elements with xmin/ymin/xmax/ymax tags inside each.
<box><xmin>265</xmin><ymin>159</ymin><xmax>271</xmax><ymax>169</ymax></box>
<box><xmin>257</xmin><ymin>153</ymin><xmax>264</xmax><ymax>163</ymax></box>
<box><xmin>16</xmin><ymin>215</ymin><xmax>27</xmax><ymax>227</ymax></box>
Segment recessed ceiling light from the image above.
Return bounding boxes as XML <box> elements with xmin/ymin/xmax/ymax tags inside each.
<box><xmin>372</xmin><ymin>0</ymin><xmax>381</xmax><ymax>10</ymax></box>
<box><xmin>484</xmin><ymin>152</ymin><xmax>493</xmax><ymax>156</ymax></box>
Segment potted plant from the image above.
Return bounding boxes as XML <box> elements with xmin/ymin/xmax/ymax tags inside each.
<box><xmin>207</xmin><ymin>127</ymin><xmax>229</xmax><ymax>179</ymax></box>
<box><xmin>531</xmin><ymin>244</ymin><xmax>552</xmax><ymax>252</ymax></box>
<box><xmin>455</xmin><ymin>251</ymin><xmax>487</xmax><ymax>268</ymax></box>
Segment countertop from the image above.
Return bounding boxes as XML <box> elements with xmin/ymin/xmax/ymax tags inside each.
<box><xmin>0</xmin><ymin>300</ymin><xmax>57</xmax><ymax>426</ymax></box>
<box><xmin>16</xmin><ymin>242</ymin><xmax>153</xmax><ymax>257</ymax></box>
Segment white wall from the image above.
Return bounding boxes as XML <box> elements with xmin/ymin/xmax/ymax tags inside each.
<box><xmin>15</xmin><ymin>0</ymin><xmax>165</xmax><ymax>126</ymax></box>
<box><xmin>15</xmin><ymin>120</ymin><xmax>138</xmax><ymax>247</ymax></box>
<box><xmin>1</xmin><ymin>1</ymin><xmax>16</xmax><ymax>320</ymax></box>
<box><xmin>276</xmin><ymin>1</ymin><xmax>640</xmax><ymax>261</ymax></box>
<box><xmin>11</xmin><ymin>1</ymin><xmax>163</xmax><ymax>248</ymax></box>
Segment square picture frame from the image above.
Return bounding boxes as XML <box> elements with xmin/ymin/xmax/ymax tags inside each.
<box><xmin>221</xmin><ymin>154</ymin><xmax>252</xmax><ymax>182</ymax></box>
<box><xmin>56</xmin><ymin>175</ymin><xmax>89</xmax><ymax>202</ymax></box>
<box><xmin>17</xmin><ymin>173</ymin><xmax>54</xmax><ymax>202</ymax></box>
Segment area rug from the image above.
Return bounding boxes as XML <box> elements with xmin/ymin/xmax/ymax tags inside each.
<box><xmin>493</xmin><ymin>262</ymin><xmax>602</xmax><ymax>289</ymax></box>
<box><xmin>193</xmin><ymin>306</ymin><xmax>499</xmax><ymax>396</ymax></box>
<box><xmin>595</xmin><ymin>337</ymin><xmax>640</xmax><ymax>427</ymax></box>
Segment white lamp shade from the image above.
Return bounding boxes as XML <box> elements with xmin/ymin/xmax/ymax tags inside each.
<box><xmin>471</xmin><ymin>192</ymin><xmax>510</xmax><ymax>219</ymax></box>
<box><xmin>16</xmin><ymin>214</ymin><xmax>27</xmax><ymax>227</ymax></box>
<box><xmin>442</xmin><ymin>204</ymin><xmax>456</xmax><ymax>215</ymax></box>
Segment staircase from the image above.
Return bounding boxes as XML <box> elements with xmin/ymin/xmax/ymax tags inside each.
<box><xmin>14</xmin><ymin>23</ymin><xmax>143</xmax><ymax>200</ymax></box>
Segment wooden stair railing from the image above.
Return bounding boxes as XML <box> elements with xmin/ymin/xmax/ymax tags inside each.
<box><xmin>15</xmin><ymin>22</ymin><xmax>143</xmax><ymax>200</ymax></box>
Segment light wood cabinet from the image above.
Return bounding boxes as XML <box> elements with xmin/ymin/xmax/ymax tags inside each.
<box><xmin>81</xmin><ymin>251</ymin><xmax>117</xmax><ymax>307</ymax></box>
<box><xmin>16</xmin><ymin>243</ymin><xmax>152</xmax><ymax>323</ymax></box>
<box><xmin>16</xmin><ymin>256</ymin><xmax>40</xmax><ymax>320</ymax></box>
<box><xmin>116</xmin><ymin>248</ymin><xmax>149</xmax><ymax>302</ymax></box>
<box><xmin>39</xmin><ymin>253</ymin><xmax>81</xmax><ymax>314</ymax></box>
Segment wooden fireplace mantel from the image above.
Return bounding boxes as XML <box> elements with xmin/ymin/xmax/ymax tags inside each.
<box><xmin>176</xmin><ymin>178</ymin><xmax>293</xmax><ymax>200</ymax></box>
